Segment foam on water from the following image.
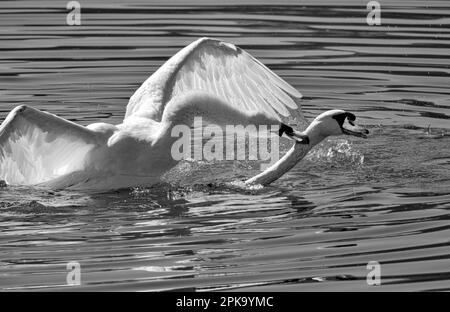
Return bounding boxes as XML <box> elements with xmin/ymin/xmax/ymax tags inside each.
<box><xmin>306</xmin><ymin>139</ymin><xmax>365</xmax><ymax>166</ymax></box>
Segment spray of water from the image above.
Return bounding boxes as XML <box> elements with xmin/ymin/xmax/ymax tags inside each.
<box><xmin>306</xmin><ymin>139</ymin><xmax>365</xmax><ymax>166</ymax></box>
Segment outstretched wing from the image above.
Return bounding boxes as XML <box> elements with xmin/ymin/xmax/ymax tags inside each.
<box><xmin>0</xmin><ymin>105</ymin><xmax>99</xmax><ymax>185</ymax></box>
<box><xmin>125</xmin><ymin>37</ymin><xmax>302</xmax><ymax>122</ymax></box>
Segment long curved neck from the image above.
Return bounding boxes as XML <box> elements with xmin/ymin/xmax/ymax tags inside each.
<box><xmin>245</xmin><ymin>124</ymin><xmax>327</xmax><ymax>186</ymax></box>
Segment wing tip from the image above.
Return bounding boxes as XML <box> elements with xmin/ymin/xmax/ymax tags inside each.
<box><xmin>197</xmin><ymin>37</ymin><xmax>239</xmax><ymax>53</ymax></box>
<box><xmin>290</xmin><ymin>90</ymin><xmax>303</xmax><ymax>99</ymax></box>
<box><xmin>218</xmin><ymin>41</ymin><xmax>238</xmax><ymax>52</ymax></box>
<box><xmin>0</xmin><ymin>105</ymin><xmax>28</xmax><ymax>136</ymax></box>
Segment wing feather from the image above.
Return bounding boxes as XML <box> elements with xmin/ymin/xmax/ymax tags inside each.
<box><xmin>0</xmin><ymin>105</ymin><xmax>99</xmax><ymax>185</ymax></box>
<box><xmin>125</xmin><ymin>37</ymin><xmax>302</xmax><ymax>122</ymax></box>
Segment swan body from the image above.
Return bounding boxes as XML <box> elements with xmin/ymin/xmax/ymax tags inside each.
<box><xmin>0</xmin><ymin>38</ymin><xmax>368</xmax><ymax>190</ymax></box>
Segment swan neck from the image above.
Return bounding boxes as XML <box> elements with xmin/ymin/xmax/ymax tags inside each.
<box><xmin>304</xmin><ymin>122</ymin><xmax>327</xmax><ymax>147</ymax></box>
<box><xmin>244</xmin><ymin>123</ymin><xmax>329</xmax><ymax>186</ymax></box>
<box><xmin>244</xmin><ymin>141</ymin><xmax>312</xmax><ymax>186</ymax></box>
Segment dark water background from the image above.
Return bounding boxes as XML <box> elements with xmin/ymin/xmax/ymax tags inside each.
<box><xmin>0</xmin><ymin>0</ymin><xmax>449</xmax><ymax>291</ymax></box>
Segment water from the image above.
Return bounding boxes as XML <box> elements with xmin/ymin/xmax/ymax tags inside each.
<box><xmin>1</xmin><ymin>0</ymin><xmax>449</xmax><ymax>291</ymax></box>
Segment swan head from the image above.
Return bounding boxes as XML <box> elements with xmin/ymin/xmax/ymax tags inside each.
<box><xmin>306</xmin><ymin>109</ymin><xmax>369</xmax><ymax>145</ymax></box>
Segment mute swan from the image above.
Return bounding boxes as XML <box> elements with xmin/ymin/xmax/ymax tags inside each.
<box><xmin>0</xmin><ymin>37</ymin><xmax>368</xmax><ymax>190</ymax></box>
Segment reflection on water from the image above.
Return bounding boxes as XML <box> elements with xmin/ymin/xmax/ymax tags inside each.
<box><xmin>0</xmin><ymin>0</ymin><xmax>449</xmax><ymax>291</ymax></box>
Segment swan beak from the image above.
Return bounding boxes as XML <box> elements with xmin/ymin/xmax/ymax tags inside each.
<box><xmin>279</xmin><ymin>123</ymin><xmax>310</xmax><ymax>144</ymax></box>
<box><xmin>342</xmin><ymin>121</ymin><xmax>369</xmax><ymax>138</ymax></box>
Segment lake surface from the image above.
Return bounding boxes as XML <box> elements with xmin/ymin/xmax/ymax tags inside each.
<box><xmin>0</xmin><ymin>0</ymin><xmax>449</xmax><ymax>291</ymax></box>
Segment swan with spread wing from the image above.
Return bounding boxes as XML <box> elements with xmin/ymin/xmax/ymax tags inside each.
<box><xmin>0</xmin><ymin>37</ymin><xmax>368</xmax><ymax>190</ymax></box>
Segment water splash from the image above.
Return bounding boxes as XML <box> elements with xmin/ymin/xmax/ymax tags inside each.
<box><xmin>306</xmin><ymin>139</ymin><xmax>365</xmax><ymax>166</ymax></box>
<box><xmin>227</xmin><ymin>180</ymin><xmax>264</xmax><ymax>191</ymax></box>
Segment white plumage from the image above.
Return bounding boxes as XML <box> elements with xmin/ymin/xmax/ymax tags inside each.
<box><xmin>125</xmin><ymin>37</ymin><xmax>301</xmax><ymax>121</ymax></box>
<box><xmin>0</xmin><ymin>37</ymin><xmax>367</xmax><ymax>190</ymax></box>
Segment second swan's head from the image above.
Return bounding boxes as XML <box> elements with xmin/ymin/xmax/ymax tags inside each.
<box><xmin>306</xmin><ymin>109</ymin><xmax>369</xmax><ymax>141</ymax></box>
